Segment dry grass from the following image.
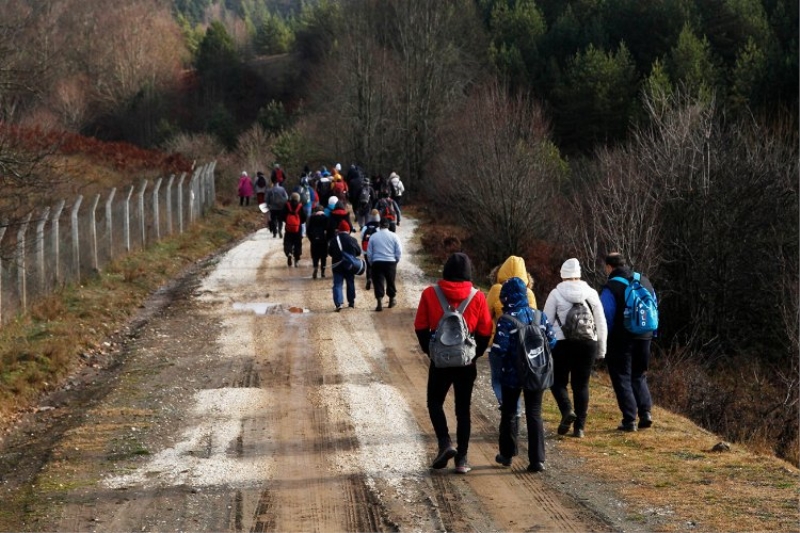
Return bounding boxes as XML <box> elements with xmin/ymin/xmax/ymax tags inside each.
<box><xmin>542</xmin><ymin>375</ymin><xmax>798</xmax><ymax>531</ymax></box>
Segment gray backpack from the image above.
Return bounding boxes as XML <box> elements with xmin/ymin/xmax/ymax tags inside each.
<box><xmin>556</xmin><ymin>299</ymin><xmax>596</xmax><ymax>341</ymax></box>
<box><xmin>429</xmin><ymin>286</ymin><xmax>478</xmax><ymax>368</ymax></box>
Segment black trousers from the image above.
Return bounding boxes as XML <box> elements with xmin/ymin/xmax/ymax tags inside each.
<box><xmin>283</xmin><ymin>232</ymin><xmax>302</xmax><ymax>259</ymax></box>
<box><xmin>310</xmin><ymin>240</ymin><xmax>328</xmax><ymax>269</ymax></box>
<box><xmin>370</xmin><ymin>260</ymin><xmax>397</xmax><ymax>300</ymax></box>
<box><xmin>550</xmin><ymin>339</ymin><xmax>597</xmax><ymax>429</ymax></box>
<box><xmin>427</xmin><ymin>362</ymin><xmax>477</xmax><ymax>458</ymax></box>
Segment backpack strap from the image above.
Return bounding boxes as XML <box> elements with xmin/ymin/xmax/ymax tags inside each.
<box><xmin>433</xmin><ymin>285</ymin><xmax>478</xmax><ymax>314</ymax></box>
<box><xmin>610</xmin><ymin>276</ymin><xmax>630</xmax><ymax>286</ymax></box>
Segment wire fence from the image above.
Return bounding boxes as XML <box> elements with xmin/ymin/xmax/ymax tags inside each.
<box><xmin>0</xmin><ymin>161</ymin><xmax>217</xmax><ymax>326</ymax></box>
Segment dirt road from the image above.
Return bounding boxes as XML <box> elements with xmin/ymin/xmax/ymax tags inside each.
<box><xmin>0</xmin><ymin>218</ymin><xmax>622</xmax><ymax>532</ymax></box>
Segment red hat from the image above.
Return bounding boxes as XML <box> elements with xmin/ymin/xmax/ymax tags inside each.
<box><xmin>338</xmin><ymin>220</ymin><xmax>351</xmax><ymax>232</ymax></box>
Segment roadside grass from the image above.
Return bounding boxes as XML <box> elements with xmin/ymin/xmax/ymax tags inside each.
<box><xmin>0</xmin><ymin>204</ymin><xmax>261</xmax><ymax>429</ymax></box>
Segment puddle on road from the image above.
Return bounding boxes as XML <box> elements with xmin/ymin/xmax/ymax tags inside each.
<box><xmin>232</xmin><ymin>302</ymin><xmax>309</xmax><ymax>314</ymax></box>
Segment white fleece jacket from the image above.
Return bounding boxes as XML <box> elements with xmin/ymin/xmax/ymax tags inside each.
<box><xmin>543</xmin><ymin>280</ymin><xmax>608</xmax><ymax>359</ymax></box>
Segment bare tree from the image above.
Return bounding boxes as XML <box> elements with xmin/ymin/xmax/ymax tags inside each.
<box><xmin>429</xmin><ymin>82</ymin><xmax>565</xmax><ymax>266</ymax></box>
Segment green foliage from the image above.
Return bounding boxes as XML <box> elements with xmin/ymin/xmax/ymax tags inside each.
<box><xmin>195</xmin><ymin>21</ymin><xmax>240</xmax><ymax>74</ymax></box>
<box><xmin>668</xmin><ymin>24</ymin><xmax>719</xmax><ymax>98</ymax></box>
<box><xmin>207</xmin><ymin>104</ymin><xmax>238</xmax><ymax>150</ymax></box>
<box><xmin>730</xmin><ymin>37</ymin><xmax>769</xmax><ymax>110</ymax></box>
<box><xmin>270</xmin><ymin>128</ymin><xmax>305</xmax><ymax>175</ymax></box>
<box><xmin>488</xmin><ymin>0</ymin><xmax>547</xmax><ymax>86</ymax></box>
<box><xmin>253</xmin><ymin>10</ymin><xmax>294</xmax><ymax>55</ymax></box>
<box><xmin>257</xmin><ymin>100</ymin><xmax>289</xmax><ymax>135</ymax></box>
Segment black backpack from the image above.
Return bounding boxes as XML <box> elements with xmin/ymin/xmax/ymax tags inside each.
<box><xmin>555</xmin><ymin>300</ymin><xmax>596</xmax><ymax>341</ymax></box>
<box><xmin>502</xmin><ymin>311</ymin><xmax>554</xmax><ymax>391</ymax></box>
<box><xmin>256</xmin><ymin>174</ymin><xmax>267</xmax><ymax>188</ymax></box>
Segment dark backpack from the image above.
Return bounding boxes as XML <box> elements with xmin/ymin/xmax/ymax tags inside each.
<box><xmin>429</xmin><ymin>286</ymin><xmax>478</xmax><ymax>368</ymax></box>
<box><xmin>611</xmin><ymin>272</ymin><xmax>659</xmax><ymax>335</ymax></box>
<box><xmin>502</xmin><ymin>311</ymin><xmax>554</xmax><ymax>391</ymax></box>
<box><xmin>555</xmin><ymin>299</ymin><xmax>596</xmax><ymax>341</ymax></box>
<box><xmin>361</xmin><ymin>224</ymin><xmax>378</xmax><ymax>252</ymax></box>
<box><xmin>358</xmin><ymin>187</ymin><xmax>371</xmax><ymax>206</ymax></box>
<box><xmin>285</xmin><ymin>203</ymin><xmax>302</xmax><ymax>233</ymax></box>
<box><xmin>317</xmin><ymin>180</ymin><xmax>332</xmax><ymax>197</ymax></box>
<box><xmin>376</xmin><ymin>198</ymin><xmax>396</xmax><ymax>221</ymax></box>
<box><xmin>256</xmin><ymin>174</ymin><xmax>267</xmax><ymax>188</ymax></box>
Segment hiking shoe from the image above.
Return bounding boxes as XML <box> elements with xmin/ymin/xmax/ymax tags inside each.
<box><xmin>557</xmin><ymin>412</ymin><xmax>577</xmax><ymax>435</ymax></box>
<box><xmin>454</xmin><ymin>456</ymin><xmax>471</xmax><ymax>474</ymax></box>
<box><xmin>527</xmin><ymin>462</ymin><xmax>545</xmax><ymax>473</ymax></box>
<box><xmin>294</xmin><ymin>258</ymin><xmax>300</xmax><ymax>268</ymax></box>
<box><xmin>335</xmin><ymin>304</ymin><xmax>343</xmax><ymax>312</ymax></box>
<box><xmin>321</xmin><ymin>269</ymin><xmax>326</xmax><ymax>278</ymax></box>
<box><xmin>348</xmin><ymin>302</ymin><xmax>355</xmax><ymax>308</ymax></box>
<box><xmin>617</xmin><ymin>423</ymin><xmax>637</xmax><ymax>432</ymax></box>
<box><xmin>278</xmin><ymin>230</ymin><xmax>283</xmax><ymax>238</ymax></box>
<box><xmin>388</xmin><ymin>297</ymin><xmax>396</xmax><ymax>308</ymax></box>
<box><xmin>638</xmin><ymin>412</ymin><xmax>653</xmax><ymax>429</ymax></box>
<box><xmin>431</xmin><ymin>446</ymin><xmax>457</xmax><ymax>469</ymax></box>
<box><xmin>572</xmin><ymin>428</ymin><xmax>585</xmax><ymax>438</ymax></box>
<box><xmin>495</xmin><ymin>453</ymin><xmax>511</xmax><ymax>467</ymax></box>
<box><xmin>375</xmin><ymin>301</ymin><xmax>383</xmax><ymax>312</ymax></box>
<box><xmin>313</xmin><ymin>268</ymin><xmax>318</xmax><ymax>279</ymax></box>
<box><xmin>365</xmin><ymin>280</ymin><xmax>371</xmax><ymax>290</ymax></box>
<box><xmin>287</xmin><ymin>256</ymin><xmax>292</xmax><ymax>267</ymax></box>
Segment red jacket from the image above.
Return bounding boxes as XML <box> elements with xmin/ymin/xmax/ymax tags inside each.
<box><xmin>414</xmin><ymin>280</ymin><xmax>493</xmax><ymax>341</ymax></box>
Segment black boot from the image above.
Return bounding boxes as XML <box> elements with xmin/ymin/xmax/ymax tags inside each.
<box><xmin>431</xmin><ymin>438</ymin><xmax>456</xmax><ymax>469</ymax></box>
<box><xmin>388</xmin><ymin>297</ymin><xmax>396</xmax><ymax>308</ymax></box>
<box><xmin>375</xmin><ymin>300</ymin><xmax>383</xmax><ymax>312</ymax></box>
<box><xmin>321</xmin><ymin>267</ymin><xmax>326</xmax><ymax>278</ymax></box>
<box><xmin>313</xmin><ymin>268</ymin><xmax>318</xmax><ymax>279</ymax></box>
<box><xmin>365</xmin><ymin>279</ymin><xmax>371</xmax><ymax>290</ymax></box>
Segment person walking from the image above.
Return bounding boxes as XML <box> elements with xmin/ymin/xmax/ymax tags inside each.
<box><xmin>599</xmin><ymin>253</ymin><xmax>657</xmax><ymax>432</ymax></box>
<box><xmin>326</xmin><ymin>198</ymin><xmax>353</xmax><ymax>242</ymax></box>
<box><xmin>360</xmin><ymin>209</ymin><xmax>381</xmax><ymax>290</ymax></box>
<box><xmin>237</xmin><ymin>171</ymin><xmax>253</xmax><ymax>206</ymax></box>
<box><xmin>485</xmin><ymin>256</ymin><xmax>537</xmax><ymax>428</ymax></box>
<box><xmin>374</xmin><ymin>189</ymin><xmax>401</xmax><ymax>232</ymax></box>
<box><xmin>282</xmin><ymin>193</ymin><xmax>307</xmax><ymax>267</ymax></box>
<box><xmin>265</xmin><ymin>181</ymin><xmax>289</xmax><ymax>238</ymax></box>
<box><xmin>414</xmin><ymin>253</ymin><xmax>493</xmax><ymax>474</ymax></box>
<box><xmin>307</xmin><ymin>205</ymin><xmax>329</xmax><ymax>279</ymax></box>
<box><xmin>388</xmin><ymin>172</ymin><xmax>405</xmax><ymax>207</ymax></box>
<box><xmin>543</xmin><ymin>258</ymin><xmax>608</xmax><ymax>438</ymax></box>
<box><xmin>254</xmin><ymin>171</ymin><xmax>268</xmax><ymax>205</ymax></box>
<box><xmin>328</xmin><ymin>220</ymin><xmax>361</xmax><ymax>311</ymax></box>
<box><xmin>490</xmin><ymin>276</ymin><xmax>556</xmax><ymax>472</ymax></box>
<box><xmin>366</xmin><ymin>217</ymin><xmax>402</xmax><ymax>312</ymax></box>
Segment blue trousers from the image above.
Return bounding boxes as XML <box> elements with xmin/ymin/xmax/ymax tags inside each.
<box><xmin>332</xmin><ymin>270</ymin><xmax>356</xmax><ymax>307</ymax></box>
<box><xmin>607</xmin><ymin>338</ymin><xmax>653</xmax><ymax>425</ymax></box>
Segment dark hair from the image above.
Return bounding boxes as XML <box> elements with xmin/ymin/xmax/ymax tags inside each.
<box><xmin>442</xmin><ymin>253</ymin><xmax>472</xmax><ymax>282</ymax></box>
<box><xmin>605</xmin><ymin>253</ymin><xmax>627</xmax><ymax>269</ymax></box>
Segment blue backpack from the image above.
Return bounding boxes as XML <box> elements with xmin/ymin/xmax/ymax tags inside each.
<box><xmin>612</xmin><ymin>273</ymin><xmax>658</xmax><ymax>335</ymax></box>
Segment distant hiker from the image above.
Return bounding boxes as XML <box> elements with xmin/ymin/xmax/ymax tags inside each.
<box><xmin>237</xmin><ymin>171</ymin><xmax>253</xmax><ymax>206</ymax></box>
<box><xmin>355</xmin><ymin>177</ymin><xmax>375</xmax><ymax>229</ymax></box>
<box><xmin>316</xmin><ymin>170</ymin><xmax>333</xmax><ymax>206</ymax></box>
<box><xmin>270</xmin><ymin>163</ymin><xmax>285</xmax><ymax>185</ymax></box>
<box><xmin>254</xmin><ymin>171</ymin><xmax>268</xmax><ymax>205</ymax></box>
<box><xmin>294</xmin><ymin>175</ymin><xmax>317</xmax><ymax>222</ymax></box>
<box><xmin>490</xmin><ymin>276</ymin><xmax>556</xmax><ymax>473</ymax></box>
<box><xmin>374</xmin><ymin>189</ymin><xmax>401</xmax><ymax>232</ymax></box>
<box><xmin>414</xmin><ymin>253</ymin><xmax>493</xmax><ymax>474</ymax></box>
<box><xmin>388</xmin><ymin>172</ymin><xmax>405</xmax><ymax>207</ymax></box>
<box><xmin>543</xmin><ymin>258</ymin><xmax>608</xmax><ymax>438</ymax></box>
<box><xmin>282</xmin><ymin>192</ymin><xmax>307</xmax><ymax>267</ymax></box>
<box><xmin>265</xmin><ymin>182</ymin><xmax>289</xmax><ymax>238</ymax></box>
<box><xmin>365</xmin><ymin>217</ymin><xmax>402</xmax><ymax>312</ymax></box>
<box><xmin>307</xmin><ymin>205</ymin><xmax>329</xmax><ymax>279</ymax></box>
<box><xmin>360</xmin><ymin>209</ymin><xmax>381</xmax><ymax>290</ymax></box>
<box><xmin>600</xmin><ymin>253</ymin><xmax>657</xmax><ymax>432</ymax></box>
<box><xmin>486</xmin><ymin>256</ymin><xmax>537</xmax><ymax>417</ymax></box>
<box><xmin>326</xmin><ymin>198</ymin><xmax>353</xmax><ymax>242</ymax></box>
<box><xmin>328</xmin><ymin>220</ymin><xmax>361</xmax><ymax>311</ymax></box>
<box><xmin>331</xmin><ymin>169</ymin><xmax>348</xmax><ymax>205</ymax></box>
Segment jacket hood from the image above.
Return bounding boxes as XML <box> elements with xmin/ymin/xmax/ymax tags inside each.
<box><xmin>436</xmin><ymin>279</ymin><xmax>476</xmax><ymax>301</ymax></box>
<box><xmin>500</xmin><ymin>277</ymin><xmax>529</xmax><ymax>311</ymax></box>
<box><xmin>497</xmin><ymin>256</ymin><xmax>528</xmax><ymax>284</ymax></box>
<box><xmin>608</xmin><ymin>266</ymin><xmax>633</xmax><ymax>281</ymax></box>
<box><xmin>556</xmin><ymin>280</ymin><xmax>596</xmax><ymax>303</ymax></box>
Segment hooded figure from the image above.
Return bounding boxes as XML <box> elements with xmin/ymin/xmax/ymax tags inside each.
<box><xmin>490</xmin><ymin>276</ymin><xmax>556</xmax><ymax>472</ymax></box>
<box><xmin>414</xmin><ymin>252</ymin><xmax>493</xmax><ymax>474</ymax></box>
<box><xmin>487</xmin><ymin>256</ymin><xmax>537</xmax><ymax>330</ymax></box>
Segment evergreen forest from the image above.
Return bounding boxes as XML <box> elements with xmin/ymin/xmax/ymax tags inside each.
<box><xmin>0</xmin><ymin>0</ymin><xmax>797</xmax><ymax>463</ymax></box>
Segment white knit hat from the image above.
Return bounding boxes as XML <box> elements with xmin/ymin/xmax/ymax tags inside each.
<box><xmin>328</xmin><ymin>196</ymin><xmax>338</xmax><ymax>207</ymax></box>
<box><xmin>560</xmin><ymin>258</ymin><xmax>581</xmax><ymax>279</ymax></box>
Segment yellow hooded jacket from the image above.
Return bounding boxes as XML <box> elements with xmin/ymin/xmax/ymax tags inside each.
<box><xmin>486</xmin><ymin>256</ymin><xmax>537</xmax><ymax>335</ymax></box>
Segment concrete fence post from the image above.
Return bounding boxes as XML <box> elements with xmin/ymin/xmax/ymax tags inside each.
<box><xmin>89</xmin><ymin>194</ymin><xmax>100</xmax><ymax>272</ymax></box>
<box><xmin>165</xmin><ymin>174</ymin><xmax>175</xmax><ymax>236</ymax></box>
<box><xmin>71</xmin><ymin>196</ymin><xmax>83</xmax><ymax>284</ymax></box>
<box><xmin>189</xmin><ymin>170</ymin><xmax>198</xmax><ymax>225</ymax></box>
<box><xmin>106</xmin><ymin>188</ymin><xmax>116</xmax><ymax>258</ymax></box>
<box><xmin>137</xmin><ymin>181</ymin><xmax>148</xmax><ymax>249</ymax></box>
<box><xmin>152</xmin><ymin>177</ymin><xmax>162</xmax><ymax>241</ymax></box>
<box><xmin>36</xmin><ymin>207</ymin><xmax>51</xmax><ymax>290</ymax></box>
<box><xmin>52</xmin><ymin>200</ymin><xmax>65</xmax><ymax>285</ymax></box>
<box><xmin>17</xmin><ymin>213</ymin><xmax>32</xmax><ymax>310</ymax></box>
<box><xmin>0</xmin><ymin>223</ymin><xmax>6</xmax><ymax>323</ymax></box>
<box><xmin>177</xmin><ymin>173</ymin><xmax>186</xmax><ymax>234</ymax></box>
<box><xmin>124</xmin><ymin>186</ymin><xmax>134</xmax><ymax>252</ymax></box>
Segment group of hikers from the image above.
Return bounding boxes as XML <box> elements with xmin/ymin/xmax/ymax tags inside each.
<box><xmin>238</xmin><ymin>162</ymin><xmax>657</xmax><ymax>477</ymax></box>
<box><xmin>416</xmin><ymin>251</ymin><xmax>656</xmax><ymax>475</ymax></box>
<box><xmin>237</xmin><ymin>162</ymin><xmax>404</xmax><ymax>312</ymax></box>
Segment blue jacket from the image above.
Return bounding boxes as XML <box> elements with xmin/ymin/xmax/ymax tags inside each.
<box><xmin>490</xmin><ymin>277</ymin><xmax>556</xmax><ymax>389</ymax></box>
<box><xmin>366</xmin><ymin>228</ymin><xmax>402</xmax><ymax>263</ymax></box>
